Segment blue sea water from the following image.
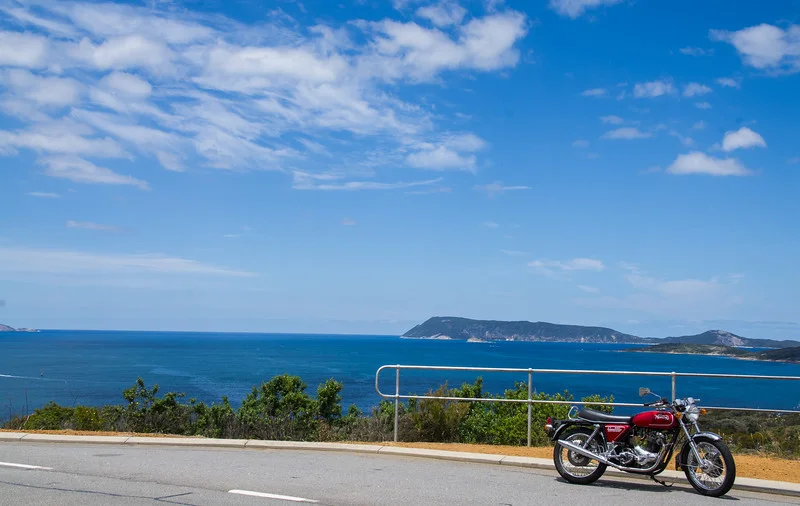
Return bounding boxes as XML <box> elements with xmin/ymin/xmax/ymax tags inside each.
<box><xmin>1</xmin><ymin>330</ymin><xmax>799</xmax><ymax>419</ymax></box>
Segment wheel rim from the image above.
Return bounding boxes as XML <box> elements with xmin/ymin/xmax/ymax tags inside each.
<box><xmin>558</xmin><ymin>433</ymin><xmax>602</xmax><ymax>478</ymax></box>
<box><xmin>686</xmin><ymin>442</ymin><xmax>727</xmax><ymax>491</ymax></box>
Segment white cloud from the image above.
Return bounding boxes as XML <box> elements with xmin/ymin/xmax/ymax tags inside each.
<box><xmin>695</xmin><ymin>101</ymin><xmax>712</xmax><ymax>109</ymax></box>
<box><xmin>341</xmin><ymin>218</ymin><xmax>357</xmax><ymax>226</ymax></box>
<box><xmin>0</xmin><ymin>1</ymin><xmax>531</xmax><ymax>189</ymax></box>
<box><xmin>789</xmin><ymin>156</ymin><xmax>800</xmax><ymax>165</ymax></box>
<box><xmin>666</xmin><ymin>152</ymin><xmax>753</xmax><ymax>176</ymax></box>
<box><xmin>716</xmin><ymin>77</ymin><xmax>741</xmax><ymax>88</ymax></box>
<box><xmin>578</xmin><ymin>284</ymin><xmax>599</xmax><ymax>293</ymax></box>
<box><xmin>711</xmin><ymin>24</ymin><xmax>800</xmax><ymax>72</ymax></box>
<box><xmin>633</xmin><ymin>80</ymin><xmax>676</xmax><ymax>98</ymax></box>
<box><xmin>600</xmin><ymin>115</ymin><xmax>624</xmax><ymax>124</ymax></box>
<box><xmin>549</xmin><ymin>0</ymin><xmax>624</xmax><ymax>18</ymax></box>
<box><xmin>580</xmin><ymin>88</ymin><xmax>606</xmax><ymax>97</ymax></box>
<box><xmin>0</xmin><ymin>246</ymin><xmax>255</xmax><ymax>278</ymax></box>
<box><xmin>1</xmin><ymin>69</ymin><xmax>83</xmax><ymax>107</ymax></box>
<box><xmin>601</xmin><ymin>127</ymin><xmax>651</xmax><ymax>140</ymax></box>
<box><xmin>692</xmin><ymin>121</ymin><xmax>706</xmax><ymax>130</ymax></box>
<box><xmin>683</xmin><ymin>82</ymin><xmax>712</xmax><ymax>97</ymax></box>
<box><xmin>572</xmin><ymin>139</ymin><xmax>589</xmax><ymax>148</ymax></box>
<box><xmin>26</xmin><ymin>191</ymin><xmax>59</xmax><ymax>198</ymax></box>
<box><xmin>0</xmin><ymin>30</ymin><xmax>49</xmax><ymax>68</ymax></box>
<box><xmin>482</xmin><ymin>221</ymin><xmax>500</xmax><ymax>229</ymax></box>
<box><xmin>39</xmin><ymin>156</ymin><xmax>151</xmax><ymax>189</ymax></box>
<box><xmin>416</xmin><ymin>2</ymin><xmax>468</xmax><ymax>27</ymax></box>
<box><xmin>626</xmin><ymin>273</ymin><xmax>720</xmax><ymax>298</ymax></box>
<box><xmin>530</xmin><ymin>258</ymin><xmax>606</xmax><ymax>273</ymax></box>
<box><xmin>66</xmin><ymin>220</ymin><xmax>120</xmax><ymax>232</ymax></box>
<box><xmin>292</xmin><ymin>171</ymin><xmax>443</xmax><ymax>191</ymax></box>
<box><xmin>679</xmin><ymin>47</ymin><xmax>713</xmax><ymax>56</ymax></box>
<box><xmin>101</xmin><ymin>71</ymin><xmax>152</xmax><ymax>97</ymax></box>
<box><xmin>475</xmin><ymin>181</ymin><xmax>531</xmax><ymax>197</ymax></box>
<box><xmin>722</xmin><ymin>127</ymin><xmax>767</xmax><ymax>152</ymax></box>
<box><xmin>500</xmin><ymin>249</ymin><xmax>528</xmax><ymax>256</ymax></box>
<box><xmin>669</xmin><ymin>131</ymin><xmax>694</xmax><ymax>147</ymax></box>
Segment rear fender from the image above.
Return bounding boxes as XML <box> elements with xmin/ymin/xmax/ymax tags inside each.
<box><xmin>549</xmin><ymin>420</ymin><xmax>599</xmax><ymax>442</ymax></box>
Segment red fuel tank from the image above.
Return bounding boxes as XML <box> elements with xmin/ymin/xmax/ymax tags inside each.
<box><xmin>632</xmin><ymin>410</ymin><xmax>677</xmax><ymax>429</ymax></box>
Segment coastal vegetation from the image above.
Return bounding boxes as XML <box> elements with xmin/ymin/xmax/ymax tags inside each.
<box><xmin>3</xmin><ymin>374</ymin><xmax>799</xmax><ymax>457</ymax></box>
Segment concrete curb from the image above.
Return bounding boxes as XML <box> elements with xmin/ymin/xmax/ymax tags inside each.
<box><xmin>2</xmin><ymin>433</ymin><xmax>799</xmax><ymax>497</ymax></box>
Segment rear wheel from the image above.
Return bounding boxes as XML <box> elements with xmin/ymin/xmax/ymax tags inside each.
<box><xmin>553</xmin><ymin>427</ymin><xmax>607</xmax><ymax>485</ymax></box>
<box><xmin>681</xmin><ymin>437</ymin><xmax>736</xmax><ymax>497</ymax></box>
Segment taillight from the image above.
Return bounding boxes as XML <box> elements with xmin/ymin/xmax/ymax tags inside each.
<box><xmin>545</xmin><ymin>416</ymin><xmax>553</xmax><ymax>433</ymax></box>
<box><xmin>546</xmin><ymin>417</ymin><xmax>552</xmax><ymax>425</ymax></box>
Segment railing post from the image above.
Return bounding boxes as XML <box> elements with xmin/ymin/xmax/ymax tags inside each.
<box><xmin>527</xmin><ymin>369</ymin><xmax>532</xmax><ymax>447</ymax></box>
<box><xmin>671</xmin><ymin>372</ymin><xmax>677</xmax><ymax>402</ymax></box>
<box><xmin>394</xmin><ymin>365</ymin><xmax>400</xmax><ymax>442</ymax></box>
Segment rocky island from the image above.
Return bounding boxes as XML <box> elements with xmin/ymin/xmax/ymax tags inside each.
<box><xmin>403</xmin><ymin>317</ymin><xmax>799</xmax><ymax>349</ymax></box>
<box><xmin>0</xmin><ymin>323</ymin><xmax>39</xmax><ymax>332</ymax></box>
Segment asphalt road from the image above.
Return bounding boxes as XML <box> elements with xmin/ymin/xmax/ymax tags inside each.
<box><xmin>0</xmin><ymin>443</ymin><xmax>798</xmax><ymax>505</ymax></box>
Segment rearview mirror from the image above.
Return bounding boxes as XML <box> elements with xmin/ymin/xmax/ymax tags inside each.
<box><xmin>639</xmin><ymin>387</ymin><xmax>651</xmax><ymax>397</ymax></box>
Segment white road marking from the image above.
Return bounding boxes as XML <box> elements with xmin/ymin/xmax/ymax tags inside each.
<box><xmin>0</xmin><ymin>461</ymin><xmax>53</xmax><ymax>470</ymax></box>
<box><xmin>228</xmin><ymin>489</ymin><xmax>319</xmax><ymax>503</ymax></box>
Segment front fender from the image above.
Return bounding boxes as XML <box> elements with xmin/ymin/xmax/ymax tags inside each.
<box><xmin>675</xmin><ymin>432</ymin><xmax>723</xmax><ymax>470</ymax></box>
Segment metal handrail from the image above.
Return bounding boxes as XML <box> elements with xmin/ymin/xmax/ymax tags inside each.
<box><xmin>375</xmin><ymin>364</ymin><xmax>800</xmax><ymax>445</ymax></box>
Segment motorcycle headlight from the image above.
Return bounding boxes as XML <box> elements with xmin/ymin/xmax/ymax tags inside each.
<box><xmin>686</xmin><ymin>405</ymin><xmax>700</xmax><ymax>422</ymax></box>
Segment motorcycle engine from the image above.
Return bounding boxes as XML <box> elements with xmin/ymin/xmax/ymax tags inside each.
<box><xmin>632</xmin><ymin>429</ymin><xmax>666</xmax><ymax>466</ymax></box>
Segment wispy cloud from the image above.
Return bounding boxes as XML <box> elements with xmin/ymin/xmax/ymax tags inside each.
<box><xmin>475</xmin><ymin>181</ymin><xmax>531</xmax><ymax>197</ymax></box>
<box><xmin>0</xmin><ymin>246</ymin><xmax>256</xmax><ymax>277</ymax></box>
<box><xmin>549</xmin><ymin>0</ymin><xmax>624</xmax><ymax>18</ymax></box>
<box><xmin>529</xmin><ymin>258</ymin><xmax>605</xmax><ymax>274</ymax></box>
<box><xmin>716</xmin><ymin>77</ymin><xmax>741</xmax><ymax>88</ymax></box>
<box><xmin>580</xmin><ymin>88</ymin><xmax>607</xmax><ymax>97</ymax></box>
<box><xmin>292</xmin><ymin>171</ymin><xmax>443</xmax><ymax>191</ymax></box>
<box><xmin>683</xmin><ymin>82</ymin><xmax>712</xmax><ymax>97</ymax></box>
<box><xmin>572</xmin><ymin>139</ymin><xmax>589</xmax><ymax>148</ymax></box>
<box><xmin>0</xmin><ymin>1</ymin><xmax>531</xmax><ymax>190</ymax></box>
<box><xmin>633</xmin><ymin>80</ymin><xmax>676</xmax><ymax>98</ymax></box>
<box><xmin>66</xmin><ymin>220</ymin><xmax>120</xmax><ymax>232</ymax></box>
<box><xmin>578</xmin><ymin>284</ymin><xmax>599</xmax><ymax>293</ymax></box>
<box><xmin>26</xmin><ymin>191</ymin><xmax>59</xmax><ymax>198</ymax></box>
<box><xmin>482</xmin><ymin>221</ymin><xmax>500</xmax><ymax>229</ymax></box>
<box><xmin>341</xmin><ymin>218</ymin><xmax>357</xmax><ymax>226</ymax></box>
<box><xmin>695</xmin><ymin>101</ymin><xmax>712</xmax><ymax>109</ymax></box>
<box><xmin>600</xmin><ymin>115</ymin><xmax>624</xmax><ymax>125</ymax></box>
<box><xmin>680</xmin><ymin>47</ymin><xmax>713</xmax><ymax>57</ymax></box>
<box><xmin>500</xmin><ymin>249</ymin><xmax>528</xmax><ymax>256</ymax></box>
<box><xmin>601</xmin><ymin>127</ymin><xmax>651</xmax><ymax>140</ymax></box>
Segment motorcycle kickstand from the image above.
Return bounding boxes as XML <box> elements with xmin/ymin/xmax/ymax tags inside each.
<box><xmin>649</xmin><ymin>475</ymin><xmax>673</xmax><ymax>488</ymax></box>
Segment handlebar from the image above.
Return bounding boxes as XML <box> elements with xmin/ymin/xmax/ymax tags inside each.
<box><xmin>643</xmin><ymin>397</ymin><xmax>670</xmax><ymax>407</ymax></box>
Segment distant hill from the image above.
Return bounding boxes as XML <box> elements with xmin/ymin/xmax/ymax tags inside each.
<box><xmin>403</xmin><ymin>317</ymin><xmax>799</xmax><ymax>347</ymax></box>
<box><xmin>402</xmin><ymin>317</ymin><xmax>654</xmax><ymax>344</ymax></box>
<box><xmin>661</xmin><ymin>330</ymin><xmax>798</xmax><ymax>349</ymax></box>
<box><xmin>626</xmin><ymin>343</ymin><xmax>800</xmax><ymax>363</ymax></box>
<box><xmin>0</xmin><ymin>323</ymin><xmax>15</xmax><ymax>332</ymax></box>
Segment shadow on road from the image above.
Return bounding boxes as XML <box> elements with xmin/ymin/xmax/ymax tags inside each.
<box><xmin>554</xmin><ymin>477</ymin><xmax>742</xmax><ymax>501</ymax></box>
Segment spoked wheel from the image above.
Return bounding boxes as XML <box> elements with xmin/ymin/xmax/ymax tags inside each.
<box><xmin>553</xmin><ymin>427</ymin><xmax>607</xmax><ymax>485</ymax></box>
<box><xmin>681</xmin><ymin>437</ymin><xmax>736</xmax><ymax>497</ymax></box>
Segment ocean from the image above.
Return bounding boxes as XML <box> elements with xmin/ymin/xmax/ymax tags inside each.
<box><xmin>1</xmin><ymin>330</ymin><xmax>799</xmax><ymax>419</ymax></box>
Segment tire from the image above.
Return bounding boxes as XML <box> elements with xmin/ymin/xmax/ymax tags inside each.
<box><xmin>553</xmin><ymin>427</ymin><xmax>607</xmax><ymax>485</ymax></box>
<box><xmin>680</xmin><ymin>436</ymin><xmax>736</xmax><ymax>497</ymax></box>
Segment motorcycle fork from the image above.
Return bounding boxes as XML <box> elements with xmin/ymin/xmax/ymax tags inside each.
<box><xmin>679</xmin><ymin>418</ymin><xmax>704</xmax><ymax>464</ymax></box>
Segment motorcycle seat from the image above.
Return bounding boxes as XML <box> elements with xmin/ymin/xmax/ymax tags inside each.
<box><xmin>577</xmin><ymin>408</ymin><xmax>632</xmax><ymax>424</ymax></box>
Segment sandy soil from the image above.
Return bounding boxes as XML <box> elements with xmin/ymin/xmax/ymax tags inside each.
<box><xmin>3</xmin><ymin>430</ymin><xmax>797</xmax><ymax>483</ymax></box>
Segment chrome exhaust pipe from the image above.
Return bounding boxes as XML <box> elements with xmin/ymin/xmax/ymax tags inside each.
<box><xmin>557</xmin><ymin>439</ymin><xmax>612</xmax><ymax>466</ymax></box>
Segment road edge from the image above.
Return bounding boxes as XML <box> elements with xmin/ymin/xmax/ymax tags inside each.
<box><xmin>2</xmin><ymin>432</ymin><xmax>798</xmax><ymax>497</ymax></box>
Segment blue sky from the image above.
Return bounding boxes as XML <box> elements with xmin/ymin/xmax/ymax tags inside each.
<box><xmin>1</xmin><ymin>0</ymin><xmax>798</xmax><ymax>339</ymax></box>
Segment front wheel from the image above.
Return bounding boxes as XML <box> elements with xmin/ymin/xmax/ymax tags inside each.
<box><xmin>553</xmin><ymin>427</ymin><xmax>607</xmax><ymax>485</ymax></box>
<box><xmin>681</xmin><ymin>436</ymin><xmax>736</xmax><ymax>497</ymax></box>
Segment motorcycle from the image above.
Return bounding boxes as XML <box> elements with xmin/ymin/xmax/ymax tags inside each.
<box><xmin>545</xmin><ymin>387</ymin><xmax>736</xmax><ymax>497</ymax></box>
